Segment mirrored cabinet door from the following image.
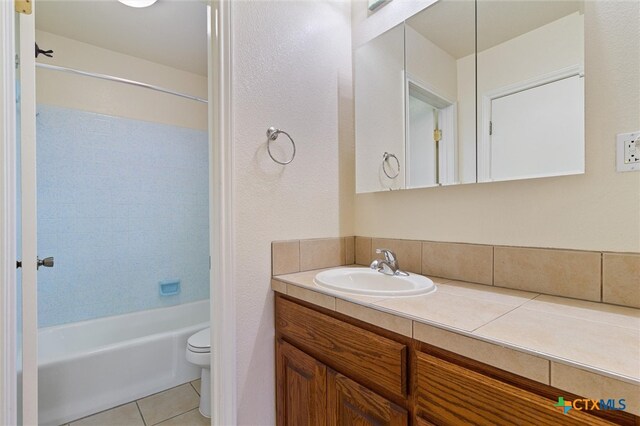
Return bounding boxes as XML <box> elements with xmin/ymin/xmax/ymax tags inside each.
<box><xmin>354</xmin><ymin>0</ymin><xmax>585</xmax><ymax>193</ymax></box>
<box><xmin>355</xmin><ymin>24</ymin><xmax>405</xmax><ymax>193</ymax></box>
<box><xmin>476</xmin><ymin>0</ymin><xmax>585</xmax><ymax>183</ymax></box>
<box><xmin>405</xmin><ymin>0</ymin><xmax>476</xmax><ymax>188</ymax></box>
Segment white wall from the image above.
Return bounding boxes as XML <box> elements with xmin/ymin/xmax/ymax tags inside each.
<box><xmin>230</xmin><ymin>1</ymin><xmax>353</xmax><ymax>423</ymax></box>
<box><xmin>354</xmin><ymin>1</ymin><xmax>640</xmax><ymax>253</ymax></box>
<box><xmin>352</xmin><ymin>0</ymin><xmax>436</xmax><ymax>48</ymax></box>
<box><xmin>456</xmin><ymin>53</ymin><xmax>476</xmax><ymax>183</ymax></box>
<box><xmin>35</xmin><ymin>30</ymin><xmax>207</xmax><ymax>130</ymax></box>
<box><xmin>477</xmin><ymin>12</ymin><xmax>584</xmax><ymax>99</ymax></box>
<box><xmin>405</xmin><ymin>25</ymin><xmax>457</xmax><ymax>101</ymax></box>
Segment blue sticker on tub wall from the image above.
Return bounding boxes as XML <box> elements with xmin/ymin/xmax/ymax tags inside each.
<box><xmin>35</xmin><ymin>105</ymin><xmax>210</xmax><ymax>327</ymax></box>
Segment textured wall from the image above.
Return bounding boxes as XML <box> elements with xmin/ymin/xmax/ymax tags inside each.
<box><xmin>36</xmin><ymin>105</ymin><xmax>209</xmax><ymax>327</ymax></box>
<box><xmin>231</xmin><ymin>1</ymin><xmax>353</xmax><ymax>423</ymax></box>
<box><xmin>35</xmin><ymin>30</ymin><xmax>207</xmax><ymax>131</ymax></box>
<box><xmin>354</xmin><ymin>1</ymin><xmax>640</xmax><ymax>252</ymax></box>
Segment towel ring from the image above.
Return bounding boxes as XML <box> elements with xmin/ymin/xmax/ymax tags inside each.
<box><xmin>382</xmin><ymin>152</ymin><xmax>400</xmax><ymax>179</ymax></box>
<box><xmin>266</xmin><ymin>127</ymin><xmax>296</xmax><ymax>165</ymax></box>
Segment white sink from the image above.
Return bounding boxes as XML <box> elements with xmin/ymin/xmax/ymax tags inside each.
<box><xmin>314</xmin><ymin>267</ymin><xmax>436</xmax><ymax>297</ymax></box>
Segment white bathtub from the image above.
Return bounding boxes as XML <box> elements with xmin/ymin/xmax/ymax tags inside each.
<box><xmin>35</xmin><ymin>300</ymin><xmax>209</xmax><ymax>425</ymax></box>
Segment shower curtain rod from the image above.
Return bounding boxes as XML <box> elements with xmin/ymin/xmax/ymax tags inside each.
<box><xmin>36</xmin><ymin>63</ymin><xmax>208</xmax><ymax>104</ymax></box>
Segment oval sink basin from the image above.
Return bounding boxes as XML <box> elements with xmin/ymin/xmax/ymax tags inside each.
<box><xmin>314</xmin><ymin>267</ymin><xmax>436</xmax><ymax>297</ymax></box>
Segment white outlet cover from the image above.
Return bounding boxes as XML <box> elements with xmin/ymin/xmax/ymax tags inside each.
<box><xmin>616</xmin><ymin>131</ymin><xmax>640</xmax><ymax>172</ymax></box>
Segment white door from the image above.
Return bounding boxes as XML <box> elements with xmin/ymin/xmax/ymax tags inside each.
<box><xmin>489</xmin><ymin>75</ymin><xmax>584</xmax><ymax>182</ymax></box>
<box><xmin>407</xmin><ymin>94</ymin><xmax>437</xmax><ymax>188</ymax></box>
<box><xmin>18</xmin><ymin>5</ymin><xmax>39</xmax><ymax>426</ymax></box>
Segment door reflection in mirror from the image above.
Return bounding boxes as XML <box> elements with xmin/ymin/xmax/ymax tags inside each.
<box><xmin>406</xmin><ymin>79</ymin><xmax>457</xmax><ymax>188</ymax></box>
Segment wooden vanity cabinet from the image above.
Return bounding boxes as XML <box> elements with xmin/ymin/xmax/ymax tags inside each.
<box><xmin>275</xmin><ymin>294</ymin><xmax>635</xmax><ymax>426</ymax></box>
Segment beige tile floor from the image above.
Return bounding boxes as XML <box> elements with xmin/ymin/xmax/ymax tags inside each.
<box><xmin>64</xmin><ymin>380</ymin><xmax>208</xmax><ymax>426</ymax></box>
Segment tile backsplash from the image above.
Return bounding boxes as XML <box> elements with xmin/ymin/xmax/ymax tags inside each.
<box><xmin>273</xmin><ymin>236</ymin><xmax>640</xmax><ymax>309</ymax></box>
<box><xmin>602</xmin><ymin>253</ymin><xmax>640</xmax><ymax>308</ymax></box>
<box><xmin>422</xmin><ymin>241</ymin><xmax>493</xmax><ymax>285</ymax></box>
<box><xmin>494</xmin><ymin>247</ymin><xmax>602</xmax><ymax>302</ymax></box>
<box><xmin>272</xmin><ymin>237</ymin><xmax>354</xmax><ymax>276</ymax></box>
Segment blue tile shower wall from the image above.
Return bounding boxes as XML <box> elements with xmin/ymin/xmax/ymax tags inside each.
<box><xmin>36</xmin><ymin>104</ymin><xmax>209</xmax><ymax>327</ymax></box>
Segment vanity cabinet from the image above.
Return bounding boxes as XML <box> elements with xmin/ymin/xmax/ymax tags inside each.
<box><xmin>275</xmin><ymin>294</ymin><xmax>633</xmax><ymax>426</ymax></box>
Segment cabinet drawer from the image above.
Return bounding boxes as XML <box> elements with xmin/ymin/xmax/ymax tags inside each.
<box><xmin>276</xmin><ymin>297</ymin><xmax>407</xmax><ymax>398</ymax></box>
<box><xmin>415</xmin><ymin>352</ymin><xmax>613</xmax><ymax>426</ymax></box>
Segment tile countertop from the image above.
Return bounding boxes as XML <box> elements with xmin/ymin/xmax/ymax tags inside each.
<box><xmin>272</xmin><ymin>267</ymin><xmax>640</xmax><ymax>415</ymax></box>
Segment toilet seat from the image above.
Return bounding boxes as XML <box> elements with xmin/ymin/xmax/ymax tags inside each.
<box><xmin>185</xmin><ymin>327</ymin><xmax>212</xmax><ymax>418</ymax></box>
<box><xmin>187</xmin><ymin>328</ymin><xmax>210</xmax><ymax>354</ymax></box>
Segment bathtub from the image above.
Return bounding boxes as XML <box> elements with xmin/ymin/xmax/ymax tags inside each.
<box><xmin>34</xmin><ymin>300</ymin><xmax>209</xmax><ymax>425</ymax></box>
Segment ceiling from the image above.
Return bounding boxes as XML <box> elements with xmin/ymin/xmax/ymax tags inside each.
<box><xmin>407</xmin><ymin>0</ymin><xmax>583</xmax><ymax>59</ymax></box>
<box><xmin>36</xmin><ymin>0</ymin><xmax>208</xmax><ymax>76</ymax></box>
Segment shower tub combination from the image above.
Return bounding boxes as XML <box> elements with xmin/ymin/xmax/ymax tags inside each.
<box><xmin>34</xmin><ymin>300</ymin><xmax>209</xmax><ymax>425</ymax></box>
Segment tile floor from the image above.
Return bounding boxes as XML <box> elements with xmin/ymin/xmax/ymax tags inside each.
<box><xmin>64</xmin><ymin>380</ymin><xmax>208</xmax><ymax>426</ymax></box>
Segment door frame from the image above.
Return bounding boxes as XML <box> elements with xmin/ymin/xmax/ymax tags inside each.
<box><xmin>209</xmin><ymin>0</ymin><xmax>237</xmax><ymax>424</ymax></box>
<box><xmin>0</xmin><ymin>1</ymin><xmax>238</xmax><ymax>424</ymax></box>
<box><xmin>478</xmin><ymin>64</ymin><xmax>583</xmax><ymax>182</ymax></box>
<box><xmin>0</xmin><ymin>1</ymin><xmax>18</xmax><ymax>424</ymax></box>
<box><xmin>405</xmin><ymin>74</ymin><xmax>457</xmax><ymax>187</ymax></box>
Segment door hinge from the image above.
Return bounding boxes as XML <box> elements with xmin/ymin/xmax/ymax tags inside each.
<box><xmin>433</xmin><ymin>129</ymin><xmax>442</xmax><ymax>143</ymax></box>
<box><xmin>489</xmin><ymin>121</ymin><xmax>493</xmax><ymax>136</ymax></box>
<box><xmin>15</xmin><ymin>0</ymin><xmax>33</xmax><ymax>15</ymax></box>
<box><xmin>15</xmin><ymin>54</ymin><xmax>19</xmax><ymax>69</ymax></box>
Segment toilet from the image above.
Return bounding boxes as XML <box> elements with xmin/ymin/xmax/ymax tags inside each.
<box><xmin>186</xmin><ymin>328</ymin><xmax>211</xmax><ymax>418</ymax></box>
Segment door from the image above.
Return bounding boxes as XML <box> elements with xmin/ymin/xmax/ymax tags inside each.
<box><xmin>17</xmin><ymin>3</ymin><xmax>39</xmax><ymax>425</ymax></box>
<box><xmin>327</xmin><ymin>370</ymin><xmax>408</xmax><ymax>426</ymax></box>
<box><xmin>488</xmin><ymin>74</ymin><xmax>584</xmax><ymax>182</ymax></box>
<box><xmin>276</xmin><ymin>339</ymin><xmax>327</xmax><ymax>426</ymax></box>
<box><xmin>406</xmin><ymin>79</ymin><xmax>458</xmax><ymax>189</ymax></box>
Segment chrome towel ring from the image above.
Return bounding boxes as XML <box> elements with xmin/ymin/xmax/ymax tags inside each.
<box><xmin>382</xmin><ymin>152</ymin><xmax>400</xmax><ymax>179</ymax></box>
<box><xmin>266</xmin><ymin>127</ymin><xmax>296</xmax><ymax>165</ymax></box>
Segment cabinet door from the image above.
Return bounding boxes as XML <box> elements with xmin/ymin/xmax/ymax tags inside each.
<box><xmin>276</xmin><ymin>339</ymin><xmax>327</xmax><ymax>426</ymax></box>
<box><xmin>415</xmin><ymin>351</ymin><xmax>613</xmax><ymax>426</ymax></box>
<box><xmin>328</xmin><ymin>370</ymin><xmax>408</xmax><ymax>426</ymax></box>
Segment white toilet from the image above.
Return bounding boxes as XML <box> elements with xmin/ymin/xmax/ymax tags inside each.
<box><xmin>186</xmin><ymin>327</ymin><xmax>211</xmax><ymax>418</ymax></box>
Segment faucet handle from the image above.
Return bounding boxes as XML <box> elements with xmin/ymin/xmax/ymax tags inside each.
<box><xmin>376</xmin><ymin>248</ymin><xmax>397</xmax><ymax>264</ymax></box>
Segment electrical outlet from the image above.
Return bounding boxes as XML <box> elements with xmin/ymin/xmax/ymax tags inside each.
<box><xmin>617</xmin><ymin>131</ymin><xmax>640</xmax><ymax>172</ymax></box>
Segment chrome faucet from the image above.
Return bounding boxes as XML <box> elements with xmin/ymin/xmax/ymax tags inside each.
<box><xmin>370</xmin><ymin>248</ymin><xmax>408</xmax><ymax>276</ymax></box>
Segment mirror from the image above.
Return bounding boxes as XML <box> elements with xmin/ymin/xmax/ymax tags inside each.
<box><xmin>355</xmin><ymin>24</ymin><xmax>405</xmax><ymax>192</ymax></box>
<box><xmin>405</xmin><ymin>0</ymin><xmax>476</xmax><ymax>188</ymax></box>
<box><xmin>354</xmin><ymin>0</ymin><xmax>585</xmax><ymax>193</ymax></box>
<box><xmin>477</xmin><ymin>0</ymin><xmax>584</xmax><ymax>182</ymax></box>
